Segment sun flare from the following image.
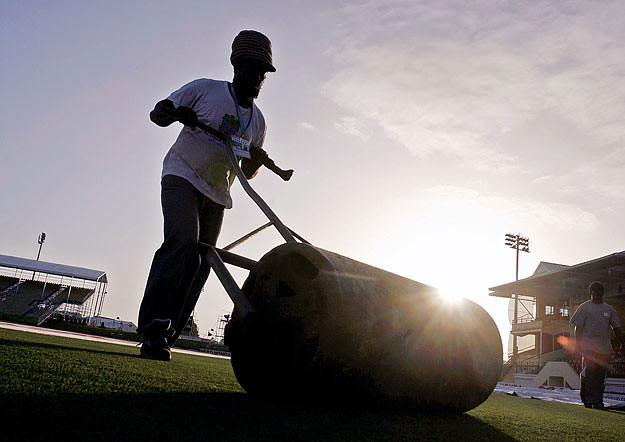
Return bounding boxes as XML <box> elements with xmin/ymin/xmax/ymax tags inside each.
<box><xmin>439</xmin><ymin>289</ymin><xmax>464</xmax><ymax>303</ymax></box>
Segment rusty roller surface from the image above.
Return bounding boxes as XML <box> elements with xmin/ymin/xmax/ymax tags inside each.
<box><xmin>225</xmin><ymin>242</ymin><xmax>502</xmax><ymax>412</ymax></box>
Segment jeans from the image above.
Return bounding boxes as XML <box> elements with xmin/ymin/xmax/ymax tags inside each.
<box><xmin>580</xmin><ymin>351</ymin><xmax>611</xmax><ymax>406</ymax></box>
<box><xmin>138</xmin><ymin>175</ymin><xmax>224</xmax><ymax>343</ymax></box>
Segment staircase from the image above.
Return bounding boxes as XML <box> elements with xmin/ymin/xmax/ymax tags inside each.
<box><xmin>501</xmin><ymin>356</ymin><xmax>515</xmax><ymax>382</ymax></box>
<box><xmin>24</xmin><ymin>286</ymin><xmax>68</xmax><ymax>325</ymax></box>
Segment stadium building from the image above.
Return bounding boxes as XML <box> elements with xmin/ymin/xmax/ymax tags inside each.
<box><xmin>490</xmin><ymin>250</ymin><xmax>625</xmax><ymax>392</ymax></box>
<box><xmin>91</xmin><ymin>316</ymin><xmax>137</xmax><ymax>332</ymax></box>
<box><xmin>0</xmin><ymin>254</ymin><xmax>107</xmax><ymax>326</ymax></box>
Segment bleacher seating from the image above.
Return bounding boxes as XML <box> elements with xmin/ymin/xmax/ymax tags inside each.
<box><xmin>0</xmin><ymin>280</ymin><xmax>56</xmax><ymax>316</ymax></box>
<box><xmin>64</xmin><ymin>287</ymin><xmax>95</xmax><ymax>304</ymax></box>
<box><xmin>0</xmin><ymin>255</ymin><xmax>107</xmax><ymax>327</ymax></box>
<box><xmin>0</xmin><ymin>275</ymin><xmax>19</xmax><ymax>292</ymax></box>
<box><xmin>0</xmin><ymin>289</ymin><xmax>35</xmax><ymax>316</ymax></box>
<box><xmin>0</xmin><ymin>279</ymin><xmax>95</xmax><ymax>325</ymax></box>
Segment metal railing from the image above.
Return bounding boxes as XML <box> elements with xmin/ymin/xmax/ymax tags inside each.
<box><xmin>512</xmin><ymin>313</ymin><xmax>570</xmax><ymax>325</ymax></box>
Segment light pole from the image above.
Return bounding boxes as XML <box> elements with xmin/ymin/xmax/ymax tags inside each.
<box><xmin>36</xmin><ymin>232</ymin><xmax>46</xmax><ymax>261</ymax></box>
<box><xmin>32</xmin><ymin>232</ymin><xmax>47</xmax><ymax>280</ymax></box>
<box><xmin>505</xmin><ymin>233</ymin><xmax>530</xmax><ymax>371</ymax></box>
<box><xmin>505</xmin><ymin>233</ymin><xmax>529</xmax><ymax>281</ymax></box>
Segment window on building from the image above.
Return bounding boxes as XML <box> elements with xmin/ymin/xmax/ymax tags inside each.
<box><xmin>545</xmin><ymin>305</ymin><xmax>555</xmax><ymax>316</ymax></box>
<box><xmin>559</xmin><ymin>305</ymin><xmax>569</xmax><ymax>317</ymax></box>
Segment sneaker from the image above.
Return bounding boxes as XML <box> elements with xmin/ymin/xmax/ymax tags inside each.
<box><xmin>140</xmin><ymin>318</ymin><xmax>172</xmax><ymax>361</ymax></box>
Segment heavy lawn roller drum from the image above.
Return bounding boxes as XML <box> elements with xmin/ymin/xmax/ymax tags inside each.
<box><xmin>192</xmin><ymin>122</ymin><xmax>502</xmax><ymax>412</ymax></box>
<box><xmin>225</xmin><ymin>242</ymin><xmax>503</xmax><ymax>412</ymax></box>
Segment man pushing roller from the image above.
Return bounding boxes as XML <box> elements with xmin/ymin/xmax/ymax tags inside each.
<box><xmin>137</xmin><ymin>30</ymin><xmax>277</xmax><ymax>361</ymax></box>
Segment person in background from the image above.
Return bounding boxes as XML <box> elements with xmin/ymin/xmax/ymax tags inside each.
<box><xmin>570</xmin><ymin>281</ymin><xmax>623</xmax><ymax>409</ymax></box>
<box><xmin>137</xmin><ymin>30</ymin><xmax>276</xmax><ymax>361</ymax></box>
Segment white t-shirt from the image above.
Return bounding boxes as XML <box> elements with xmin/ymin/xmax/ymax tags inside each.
<box><xmin>161</xmin><ymin>79</ymin><xmax>266</xmax><ymax>209</ymax></box>
<box><xmin>570</xmin><ymin>300</ymin><xmax>621</xmax><ymax>354</ymax></box>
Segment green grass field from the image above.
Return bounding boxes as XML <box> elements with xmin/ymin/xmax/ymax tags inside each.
<box><xmin>1</xmin><ymin>328</ymin><xmax>624</xmax><ymax>442</ymax></box>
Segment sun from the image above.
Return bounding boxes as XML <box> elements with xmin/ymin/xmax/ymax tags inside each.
<box><xmin>438</xmin><ymin>288</ymin><xmax>464</xmax><ymax>303</ymax></box>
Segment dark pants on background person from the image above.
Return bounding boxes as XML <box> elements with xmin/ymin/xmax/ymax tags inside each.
<box><xmin>138</xmin><ymin>174</ymin><xmax>224</xmax><ymax>343</ymax></box>
<box><xmin>580</xmin><ymin>351</ymin><xmax>611</xmax><ymax>407</ymax></box>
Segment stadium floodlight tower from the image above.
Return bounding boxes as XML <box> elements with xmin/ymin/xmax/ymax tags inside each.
<box><xmin>505</xmin><ymin>233</ymin><xmax>530</xmax><ymax>368</ymax></box>
<box><xmin>36</xmin><ymin>232</ymin><xmax>46</xmax><ymax>261</ymax></box>
<box><xmin>505</xmin><ymin>233</ymin><xmax>530</xmax><ymax>281</ymax></box>
<box><xmin>31</xmin><ymin>232</ymin><xmax>47</xmax><ymax>281</ymax></box>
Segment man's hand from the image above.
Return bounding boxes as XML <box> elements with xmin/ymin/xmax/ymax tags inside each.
<box><xmin>149</xmin><ymin>100</ymin><xmax>199</xmax><ymax>129</ymax></box>
<box><xmin>250</xmin><ymin>145</ymin><xmax>269</xmax><ymax>163</ymax></box>
<box><xmin>150</xmin><ymin>99</ymin><xmax>177</xmax><ymax>127</ymax></box>
<box><xmin>175</xmin><ymin>106</ymin><xmax>199</xmax><ymax>129</ymax></box>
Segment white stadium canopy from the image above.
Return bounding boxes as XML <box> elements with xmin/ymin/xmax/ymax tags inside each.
<box><xmin>0</xmin><ymin>254</ymin><xmax>107</xmax><ymax>283</ymax></box>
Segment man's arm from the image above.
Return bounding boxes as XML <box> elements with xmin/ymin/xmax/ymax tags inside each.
<box><xmin>614</xmin><ymin>327</ymin><xmax>623</xmax><ymax>351</ymax></box>
<box><xmin>569</xmin><ymin>303</ymin><xmax>586</xmax><ymax>354</ymax></box>
<box><xmin>574</xmin><ymin>325</ymin><xmax>582</xmax><ymax>354</ymax></box>
<box><xmin>241</xmin><ymin>145</ymin><xmax>269</xmax><ymax>179</ymax></box>
<box><xmin>150</xmin><ymin>99</ymin><xmax>198</xmax><ymax>128</ymax></box>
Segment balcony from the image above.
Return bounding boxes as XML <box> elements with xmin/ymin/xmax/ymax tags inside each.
<box><xmin>511</xmin><ymin>317</ymin><xmax>542</xmax><ymax>334</ymax></box>
<box><xmin>511</xmin><ymin>314</ymin><xmax>571</xmax><ymax>335</ymax></box>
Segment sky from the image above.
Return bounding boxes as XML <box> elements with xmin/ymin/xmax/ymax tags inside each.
<box><xmin>2</xmin><ymin>0</ymin><xmax>625</xmax><ymax>357</ymax></box>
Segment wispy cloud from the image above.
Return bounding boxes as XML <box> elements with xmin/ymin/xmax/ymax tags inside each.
<box><xmin>419</xmin><ymin>185</ymin><xmax>599</xmax><ymax>233</ymax></box>
<box><xmin>322</xmin><ymin>0</ymin><xmax>625</xmax><ymax>173</ymax></box>
<box><xmin>532</xmin><ymin>175</ymin><xmax>553</xmax><ymax>184</ymax></box>
<box><xmin>334</xmin><ymin>115</ymin><xmax>369</xmax><ymax>141</ymax></box>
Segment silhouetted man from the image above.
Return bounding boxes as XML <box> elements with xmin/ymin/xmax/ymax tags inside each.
<box><xmin>137</xmin><ymin>30</ymin><xmax>276</xmax><ymax>361</ymax></box>
<box><xmin>570</xmin><ymin>281</ymin><xmax>623</xmax><ymax>409</ymax></box>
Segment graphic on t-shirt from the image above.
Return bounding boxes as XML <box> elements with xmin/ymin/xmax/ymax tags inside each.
<box><xmin>220</xmin><ymin>114</ymin><xmax>240</xmax><ymax>136</ymax></box>
<box><xmin>217</xmin><ymin>113</ymin><xmax>251</xmax><ymax>158</ymax></box>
